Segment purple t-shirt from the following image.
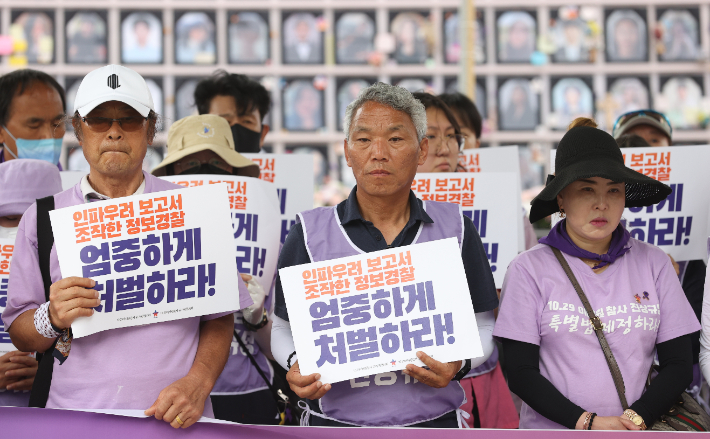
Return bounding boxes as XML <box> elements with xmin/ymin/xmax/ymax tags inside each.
<box><xmin>2</xmin><ymin>172</ymin><xmax>252</xmax><ymax>414</ymax></box>
<box><xmin>493</xmin><ymin>239</ymin><xmax>701</xmax><ymax>429</ymax></box>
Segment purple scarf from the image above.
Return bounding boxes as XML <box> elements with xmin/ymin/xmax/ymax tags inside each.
<box><xmin>539</xmin><ymin>219</ymin><xmax>631</xmax><ymax>269</ymax></box>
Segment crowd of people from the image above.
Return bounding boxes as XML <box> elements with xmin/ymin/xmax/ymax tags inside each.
<box><xmin>0</xmin><ymin>64</ymin><xmax>708</xmax><ymax>432</ymax></box>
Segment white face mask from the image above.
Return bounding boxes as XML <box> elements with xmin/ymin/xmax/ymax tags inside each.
<box><xmin>0</xmin><ymin>225</ymin><xmax>18</xmax><ymax>240</ymax></box>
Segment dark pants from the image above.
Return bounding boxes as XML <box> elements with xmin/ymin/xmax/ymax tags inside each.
<box><xmin>308</xmin><ymin>409</ymin><xmax>459</xmax><ymax>428</ymax></box>
<box><xmin>211</xmin><ymin>389</ymin><xmax>280</xmax><ymax>425</ymax></box>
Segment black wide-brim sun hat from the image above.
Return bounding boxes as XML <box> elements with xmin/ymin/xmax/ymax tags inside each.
<box><xmin>529</xmin><ymin>126</ymin><xmax>672</xmax><ymax>223</ymax></box>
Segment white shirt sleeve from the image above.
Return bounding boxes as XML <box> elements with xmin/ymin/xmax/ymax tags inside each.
<box><xmin>271</xmin><ymin>314</ymin><xmax>297</xmax><ymax>370</ymax></box>
<box><xmin>471</xmin><ymin>310</ymin><xmax>496</xmax><ymax>369</ymax></box>
<box><xmin>699</xmin><ymin>263</ymin><xmax>710</xmax><ymax>383</ymax></box>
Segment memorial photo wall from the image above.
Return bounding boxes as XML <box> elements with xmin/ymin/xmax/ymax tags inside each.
<box><xmin>2</xmin><ymin>1</ymin><xmax>709</xmax><ymax>203</ymax></box>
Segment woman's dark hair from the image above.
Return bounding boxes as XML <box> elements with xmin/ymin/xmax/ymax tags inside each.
<box><xmin>568</xmin><ymin>117</ymin><xmax>598</xmax><ymax>130</ymax></box>
<box><xmin>412</xmin><ymin>92</ymin><xmax>461</xmax><ymax>134</ymax></box>
<box><xmin>438</xmin><ymin>92</ymin><xmax>482</xmax><ymax>139</ymax></box>
<box><xmin>194</xmin><ymin>70</ymin><xmax>271</xmax><ymax>122</ymax></box>
<box><xmin>0</xmin><ymin>69</ymin><xmax>66</xmax><ymax>126</ymax></box>
<box><xmin>616</xmin><ymin>133</ymin><xmax>650</xmax><ymax>148</ymax></box>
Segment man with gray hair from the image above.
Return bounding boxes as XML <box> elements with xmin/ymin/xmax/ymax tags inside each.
<box><xmin>271</xmin><ymin>82</ymin><xmax>497</xmax><ymax>427</ymax></box>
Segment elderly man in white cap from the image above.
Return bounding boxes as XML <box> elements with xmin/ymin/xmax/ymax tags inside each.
<box><xmin>2</xmin><ymin>65</ymin><xmax>242</xmax><ymax>428</ymax></box>
<box><xmin>0</xmin><ymin>159</ymin><xmax>63</xmax><ymax>407</ymax></box>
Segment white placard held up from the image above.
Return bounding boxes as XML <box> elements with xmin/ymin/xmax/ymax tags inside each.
<box><xmin>280</xmin><ymin>238</ymin><xmax>481</xmax><ymax>384</ymax></box>
<box><xmin>411</xmin><ymin>172</ymin><xmax>519</xmax><ymax>287</ymax></box>
<box><xmin>550</xmin><ymin>145</ymin><xmax>710</xmax><ymax>260</ymax></box>
<box><xmin>0</xmin><ymin>239</ymin><xmax>18</xmax><ymax>354</ymax></box>
<box><xmin>50</xmin><ymin>184</ymin><xmax>242</xmax><ymax>338</ymax></box>
<box><xmin>161</xmin><ymin>175</ymin><xmax>281</xmax><ymax>290</ymax></box>
<box><xmin>459</xmin><ymin>146</ymin><xmax>525</xmax><ymax>252</ymax></box>
<box><xmin>243</xmin><ymin>153</ymin><xmax>315</xmax><ymax>243</ymax></box>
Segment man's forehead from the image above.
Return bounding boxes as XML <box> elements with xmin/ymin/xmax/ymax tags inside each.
<box><xmin>352</xmin><ymin>102</ymin><xmax>414</xmax><ymax>128</ymax></box>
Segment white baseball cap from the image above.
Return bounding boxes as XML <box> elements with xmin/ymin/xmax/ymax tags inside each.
<box><xmin>73</xmin><ymin>64</ymin><xmax>155</xmax><ymax>117</ymax></box>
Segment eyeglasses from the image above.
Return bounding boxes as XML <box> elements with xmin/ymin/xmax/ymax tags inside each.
<box><xmin>81</xmin><ymin>116</ymin><xmax>147</xmax><ymax>132</ymax></box>
<box><xmin>427</xmin><ymin>133</ymin><xmax>465</xmax><ymax>152</ymax></box>
<box><xmin>612</xmin><ymin>110</ymin><xmax>672</xmax><ymax>137</ymax></box>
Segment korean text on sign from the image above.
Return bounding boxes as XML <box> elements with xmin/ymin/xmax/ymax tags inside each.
<box><xmin>0</xmin><ymin>239</ymin><xmax>18</xmax><ymax>353</ymax></box>
<box><xmin>302</xmin><ymin>251</ymin><xmax>415</xmax><ymax>300</ymax></box>
<box><xmin>169</xmin><ymin>178</ymin><xmax>248</xmax><ymax>210</ymax></box>
<box><xmin>73</xmin><ymin>194</ymin><xmax>184</xmax><ymax>244</ymax></box>
<box><xmin>280</xmin><ymin>238</ymin><xmax>482</xmax><ymax>384</ymax></box>
<box><xmin>410</xmin><ymin>172</ymin><xmax>519</xmax><ymax>287</ymax></box>
<box><xmin>51</xmin><ymin>184</ymin><xmax>243</xmax><ymax>338</ymax></box>
<box><xmin>161</xmin><ymin>175</ymin><xmax>281</xmax><ymax>291</ymax></box>
<box><xmin>624</xmin><ymin>151</ymin><xmax>671</xmax><ymax>181</ymax></box>
<box><xmin>243</xmin><ymin>153</ymin><xmax>315</xmax><ymax>244</ymax></box>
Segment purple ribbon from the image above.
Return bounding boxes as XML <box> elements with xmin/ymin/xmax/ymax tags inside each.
<box><xmin>539</xmin><ymin>219</ymin><xmax>631</xmax><ymax>269</ymax></box>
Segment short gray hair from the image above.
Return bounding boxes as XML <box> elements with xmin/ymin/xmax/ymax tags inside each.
<box><xmin>343</xmin><ymin>82</ymin><xmax>427</xmax><ymax>143</ymax></box>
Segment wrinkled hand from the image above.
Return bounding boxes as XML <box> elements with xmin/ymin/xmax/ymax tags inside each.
<box><xmin>403</xmin><ymin>352</ymin><xmax>461</xmax><ymax>388</ymax></box>
<box><xmin>240</xmin><ymin>273</ymin><xmax>267</xmax><ymax>325</ymax></box>
<box><xmin>48</xmin><ymin>277</ymin><xmax>100</xmax><ymax>329</ymax></box>
<box><xmin>144</xmin><ymin>374</ymin><xmax>210</xmax><ymax>429</ymax></box>
<box><xmin>667</xmin><ymin>254</ymin><xmax>680</xmax><ymax>276</ymax></box>
<box><xmin>286</xmin><ymin>360</ymin><xmax>331</xmax><ymax>400</ymax></box>
<box><xmin>0</xmin><ymin>351</ymin><xmax>38</xmax><ymax>391</ymax></box>
<box><xmin>594</xmin><ymin>416</ymin><xmax>640</xmax><ymax>431</ymax></box>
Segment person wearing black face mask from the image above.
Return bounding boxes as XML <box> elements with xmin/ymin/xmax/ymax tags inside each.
<box><xmin>151</xmin><ymin>114</ymin><xmax>259</xmax><ymax>178</ymax></box>
<box><xmin>153</xmin><ymin>114</ymin><xmax>284</xmax><ymax>425</ymax></box>
<box><xmin>194</xmin><ymin>71</ymin><xmax>270</xmax><ymax>153</ymax></box>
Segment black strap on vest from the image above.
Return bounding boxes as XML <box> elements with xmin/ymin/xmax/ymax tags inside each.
<box><xmin>28</xmin><ymin>195</ymin><xmax>57</xmax><ymax>408</ymax></box>
<box><xmin>232</xmin><ymin>329</ymin><xmax>288</xmax><ymax>416</ymax></box>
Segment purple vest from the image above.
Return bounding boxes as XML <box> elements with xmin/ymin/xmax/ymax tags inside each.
<box><xmin>212</xmin><ymin>293</ymin><xmax>274</xmax><ymax>394</ymax></box>
<box><xmin>297</xmin><ymin>200</ymin><xmax>466</xmax><ymax>427</ymax></box>
<box><xmin>0</xmin><ymin>390</ymin><xmax>30</xmax><ymax>407</ymax></box>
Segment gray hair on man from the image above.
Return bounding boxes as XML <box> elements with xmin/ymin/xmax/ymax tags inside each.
<box><xmin>343</xmin><ymin>82</ymin><xmax>427</xmax><ymax>143</ymax></box>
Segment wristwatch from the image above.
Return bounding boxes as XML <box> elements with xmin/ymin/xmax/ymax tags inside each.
<box><xmin>243</xmin><ymin>309</ymin><xmax>269</xmax><ymax>331</ymax></box>
<box><xmin>623</xmin><ymin>409</ymin><xmax>647</xmax><ymax>430</ymax></box>
<box><xmin>452</xmin><ymin>359</ymin><xmax>472</xmax><ymax>381</ymax></box>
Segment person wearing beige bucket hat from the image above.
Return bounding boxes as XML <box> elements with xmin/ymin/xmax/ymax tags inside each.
<box><xmin>152</xmin><ymin>114</ymin><xmax>259</xmax><ymax>178</ymax></box>
<box><xmin>154</xmin><ymin>114</ymin><xmax>281</xmax><ymax>425</ymax></box>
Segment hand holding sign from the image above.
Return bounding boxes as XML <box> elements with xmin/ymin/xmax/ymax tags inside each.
<box><xmin>403</xmin><ymin>352</ymin><xmax>461</xmax><ymax>389</ymax></box>
<box><xmin>286</xmin><ymin>360</ymin><xmax>331</xmax><ymax>400</ymax></box>
<box><xmin>47</xmin><ymin>277</ymin><xmax>100</xmax><ymax>330</ymax></box>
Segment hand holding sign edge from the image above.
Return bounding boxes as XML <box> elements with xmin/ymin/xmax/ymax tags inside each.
<box><xmin>403</xmin><ymin>351</ymin><xmax>462</xmax><ymax>388</ymax></box>
<box><xmin>287</xmin><ymin>360</ymin><xmax>331</xmax><ymax>400</ymax></box>
<box><xmin>48</xmin><ymin>277</ymin><xmax>99</xmax><ymax>330</ymax></box>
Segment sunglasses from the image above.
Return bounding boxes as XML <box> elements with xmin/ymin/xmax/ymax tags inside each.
<box><xmin>612</xmin><ymin>110</ymin><xmax>672</xmax><ymax>136</ymax></box>
<box><xmin>81</xmin><ymin>116</ymin><xmax>147</xmax><ymax>132</ymax></box>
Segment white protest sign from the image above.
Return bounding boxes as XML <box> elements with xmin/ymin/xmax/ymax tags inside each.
<box><xmin>280</xmin><ymin>238</ymin><xmax>481</xmax><ymax>384</ymax></box>
<box><xmin>411</xmin><ymin>172</ymin><xmax>519</xmax><ymax>287</ymax></box>
<box><xmin>243</xmin><ymin>153</ymin><xmax>314</xmax><ymax>243</ymax></box>
<box><xmin>50</xmin><ymin>184</ymin><xmax>242</xmax><ymax>338</ymax></box>
<box><xmin>550</xmin><ymin>145</ymin><xmax>710</xmax><ymax>260</ymax></box>
<box><xmin>161</xmin><ymin>175</ymin><xmax>281</xmax><ymax>290</ymax></box>
<box><xmin>60</xmin><ymin>171</ymin><xmax>84</xmax><ymax>190</ymax></box>
<box><xmin>459</xmin><ymin>146</ymin><xmax>525</xmax><ymax>252</ymax></box>
<box><xmin>0</xmin><ymin>239</ymin><xmax>18</xmax><ymax>354</ymax></box>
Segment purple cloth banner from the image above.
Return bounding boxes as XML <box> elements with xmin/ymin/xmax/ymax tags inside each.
<box><xmin>0</xmin><ymin>407</ymin><xmax>691</xmax><ymax>437</ymax></box>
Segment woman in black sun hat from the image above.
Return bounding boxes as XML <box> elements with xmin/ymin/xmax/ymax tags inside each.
<box><xmin>493</xmin><ymin>118</ymin><xmax>701</xmax><ymax>430</ymax></box>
